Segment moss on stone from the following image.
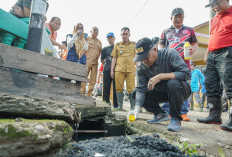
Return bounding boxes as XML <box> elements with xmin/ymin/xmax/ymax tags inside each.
<box><xmin>0</xmin><ymin>125</ymin><xmax>32</xmax><ymax>139</ymax></box>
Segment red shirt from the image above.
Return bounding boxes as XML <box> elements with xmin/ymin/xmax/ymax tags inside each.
<box><xmin>99</xmin><ymin>64</ymin><xmax>103</xmax><ymax>72</ymax></box>
<box><xmin>208</xmin><ymin>6</ymin><xmax>232</xmax><ymax>51</ymax></box>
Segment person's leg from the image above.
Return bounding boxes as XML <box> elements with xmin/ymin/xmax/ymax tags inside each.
<box><xmin>201</xmin><ymin>93</ymin><xmax>206</xmax><ymax>109</ymax></box>
<box><xmin>194</xmin><ymin>91</ymin><xmax>203</xmax><ymax>111</ymax></box>
<box><xmin>81</xmin><ymin>66</ymin><xmax>91</xmax><ymax>95</ymax></box>
<box><xmin>180</xmin><ymin>100</ymin><xmax>189</xmax><ymax>115</ymax></box>
<box><xmin>167</xmin><ymin>80</ymin><xmax>191</xmax><ymax>120</ymax></box>
<box><xmin>222</xmin><ymin>89</ymin><xmax>228</xmax><ymax>112</ymax></box>
<box><xmin>189</xmin><ymin>93</ymin><xmax>194</xmax><ymax>110</ymax></box>
<box><xmin>115</xmin><ymin>71</ymin><xmax>125</xmax><ymax>110</ymax></box>
<box><xmin>167</xmin><ymin>80</ymin><xmax>191</xmax><ymax>131</ymax></box>
<box><xmin>197</xmin><ymin>52</ymin><xmax>222</xmax><ymax>124</ymax></box>
<box><xmin>161</xmin><ymin>103</ymin><xmax>170</xmax><ymax>114</ymax></box>
<box><xmin>86</xmin><ymin>64</ymin><xmax>98</xmax><ymax>96</ymax></box>
<box><xmin>220</xmin><ymin>47</ymin><xmax>232</xmax><ymax>131</ymax></box>
<box><xmin>125</xmin><ymin>72</ymin><xmax>135</xmax><ymax>110</ymax></box>
<box><xmin>103</xmin><ymin>72</ymin><xmax>111</xmax><ymax>104</ymax></box>
<box><xmin>112</xmin><ymin>79</ymin><xmax>118</xmax><ymax>108</ymax></box>
<box><xmin>141</xmin><ymin>89</ymin><xmax>170</xmax><ymax>124</ymax></box>
<box><xmin>180</xmin><ymin>100</ymin><xmax>190</xmax><ymax>121</ymax></box>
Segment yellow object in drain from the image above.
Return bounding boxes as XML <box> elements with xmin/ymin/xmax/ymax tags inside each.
<box><xmin>129</xmin><ymin>115</ymin><xmax>135</xmax><ymax>122</ymax></box>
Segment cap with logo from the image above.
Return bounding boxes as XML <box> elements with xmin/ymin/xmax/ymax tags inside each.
<box><xmin>205</xmin><ymin>0</ymin><xmax>217</xmax><ymax>8</ymax></box>
<box><xmin>171</xmin><ymin>8</ymin><xmax>184</xmax><ymax>17</ymax></box>
<box><xmin>133</xmin><ymin>37</ymin><xmax>153</xmax><ymax>62</ymax></box>
<box><xmin>106</xmin><ymin>32</ymin><xmax>115</xmax><ymax>38</ymax></box>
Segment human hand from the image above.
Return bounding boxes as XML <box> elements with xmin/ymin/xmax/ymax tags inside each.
<box><xmin>12</xmin><ymin>6</ymin><xmax>24</xmax><ymax>17</ymax></box>
<box><xmin>147</xmin><ymin>75</ymin><xmax>161</xmax><ymax>90</ymax></box>
<box><xmin>127</xmin><ymin>106</ymin><xmax>141</xmax><ymax>122</ymax></box>
<box><xmin>189</xmin><ymin>47</ymin><xmax>194</xmax><ymax>55</ymax></box>
<box><xmin>58</xmin><ymin>43</ymin><xmax>62</xmax><ymax>49</ymax></box>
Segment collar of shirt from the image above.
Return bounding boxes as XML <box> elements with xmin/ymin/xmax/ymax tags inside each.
<box><xmin>216</xmin><ymin>5</ymin><xmax>232</xmax><ymax>18</ymax></box>
<box><xmin>171</xmin><ymin>25</ymin><xmax>185</xmax><ymax>33</ymax></box>
<box><xmin>121</xmin><ymin>41</ymin><xmax>131</xmax><ymax>45</ymax></box>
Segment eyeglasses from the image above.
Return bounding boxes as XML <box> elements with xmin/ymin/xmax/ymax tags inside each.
<box><xmin>76</xmin><ymin>26</ymin><xmax>83</xmax><ymax>30</ymax></box>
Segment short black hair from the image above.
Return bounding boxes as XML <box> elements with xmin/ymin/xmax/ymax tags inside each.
<box><xmin>62</xmin><ymin>41</ymin><xmax>67</xmax><ymax>47</ymax></box>
<box><xmin>50</xmin><ymin>17</ymin><xmax>61</xmax><ymax>22</ymax></box>
<box><xmin>121</xmin><ymin>27</ymin><xmax>130</xmax><ymax>33</ymax></box>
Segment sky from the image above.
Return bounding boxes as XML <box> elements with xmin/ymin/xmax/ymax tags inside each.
<box><xmin>1</xmin><ymin>0</ymin><xmax>231</xmax><ymax>47</ymax></box>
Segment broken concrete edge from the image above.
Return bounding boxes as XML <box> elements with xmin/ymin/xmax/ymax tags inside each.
<box><xmin>0</xmin><ymin>118</ymin><xmax>74</xmax><ymax>157</ymax></box>
<box><xmin>0</xmin><ymin>93</ymin><xmax>111</xmax><ymax>123</ymax></box>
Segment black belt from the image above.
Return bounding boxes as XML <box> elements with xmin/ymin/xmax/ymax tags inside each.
<box><xmin>211</xmin><ymin>47</ymin><xmax>228</xmax><ymax>54</ymax></box>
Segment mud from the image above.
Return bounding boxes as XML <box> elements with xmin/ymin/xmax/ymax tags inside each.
<box><xmin>65</xmin><ymin>134</ymin><xmax>202</xmax><ymax>157</ymax></box>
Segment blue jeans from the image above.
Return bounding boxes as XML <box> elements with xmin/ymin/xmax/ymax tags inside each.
<box><xmin>161</xmin><ymin>100</ymin><xmax>189</xmax><ymax>115</ymax></box>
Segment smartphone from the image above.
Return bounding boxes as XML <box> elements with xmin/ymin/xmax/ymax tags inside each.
<box><xmin>80</xmin><ymin>33</ymin><xmax>88</xmax><ymax>38</ymax></box>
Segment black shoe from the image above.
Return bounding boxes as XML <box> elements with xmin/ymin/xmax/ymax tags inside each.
<box><xmin>147</xmin><ymin>113</ymin><xmax>170</xmax><ymax>124</ymax></box>
<box><xmin>220</xmin><ymin>109</ymin><xmax>232</xmax><ymax>132</ymax></box>
<box><xmin>197</xmin><ymin>101</ymin><xmax>222</xmax><ymax>125</ymax></box>
<box><xmin>197</xmin><ymin>116</ymin><xmax>222</xmax><ymax>125</ymax></box>
<box><xmin>220</xmin><ymin>121</ymin><xmax>232</xmax><ymax>132</ymax></box>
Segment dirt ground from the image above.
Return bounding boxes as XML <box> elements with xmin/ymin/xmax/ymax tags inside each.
<box><xmin>110</xmin><ymin>100</ymin><xmax>232</xmax><ymax>157</ymax></box>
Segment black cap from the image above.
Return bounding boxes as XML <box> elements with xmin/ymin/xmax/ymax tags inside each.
<box><xmin>171</xmin><ymin>8</ymin><xmax>184</xmax><ymax>17</ymax></box>
<box><xmin>205</xmin><ymin>0</ymin><xmax>217</xmax><ymax>8</ymax></box>
<box><xmin>152</xmin><ymin>37</ymin><xmax>160</xmax><ymax>45</ymax></box>
<box><xmin>133</xmin><ymin>37</ymin><xmax>153</xmax><ymax>62</ymax></box>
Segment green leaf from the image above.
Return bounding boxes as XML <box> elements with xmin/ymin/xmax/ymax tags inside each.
<box><xmin>126</xmin><ymin>134</ymin><xmax>133</xmax><ymax>142</ymax></box>
<box><xmin>218</xmin><ymin>146</ymin><xmax>225</xmax><ymax>157</ymax></box>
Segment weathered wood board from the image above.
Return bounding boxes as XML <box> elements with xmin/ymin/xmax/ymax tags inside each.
<box><xmin>0</xmin><ymin>67</ymin><xmax>95</xmax><ymax>106</ymax></box>
<box><xmin>0</xmin><ymin>43</ymin><xmax>88</xmax><ymax>82</ymax></box>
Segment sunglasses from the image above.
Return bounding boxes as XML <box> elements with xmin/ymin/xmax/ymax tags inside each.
<box><xmin>76</xmin><ymin>26</ymin><xmax>83</xmax><ymax>30</ymax></box>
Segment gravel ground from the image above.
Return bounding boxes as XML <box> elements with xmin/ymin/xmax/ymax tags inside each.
<box><xmin>65</xmin><ymin>134</ymin><xmax>203</xmax><ymax>157</ymax></box>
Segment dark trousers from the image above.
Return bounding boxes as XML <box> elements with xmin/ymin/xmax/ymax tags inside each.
<box><xmin>103</xmin><ymin>71</ymin><xmax>118</xmax><ymax>108</ymax></box>
<box><xmin>132</xmin><ymin>79</ymin><xmax>191</xmax><ymax>120</ymax></box>
<box><xmin>206</xmin><ymin>47</ymin><xmax>232</xmax><ymax>103</ymax></box>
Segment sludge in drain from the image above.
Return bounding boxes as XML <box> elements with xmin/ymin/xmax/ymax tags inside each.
<box><xmin>65</xmin><ymin>134</ymin><xmax>203</xmax><ymax>157</ymax></box>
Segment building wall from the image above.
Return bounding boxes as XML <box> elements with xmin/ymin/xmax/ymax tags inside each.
<box><xmin>192</xmin><ymin>23</ymin><xmax>209</xmax><ymax>64</ymax></box>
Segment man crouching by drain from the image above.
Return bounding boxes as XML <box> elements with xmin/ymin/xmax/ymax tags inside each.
<box><xmin>127</xmin><ymin>37</ymin><xmax>191</xmax><ymax>132</ymax></box>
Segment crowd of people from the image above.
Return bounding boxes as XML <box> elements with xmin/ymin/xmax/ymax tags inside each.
<box><xmin>11</xmin><ymin>0</ymin><xmax>232</xmax><ymax>132</ymax></box>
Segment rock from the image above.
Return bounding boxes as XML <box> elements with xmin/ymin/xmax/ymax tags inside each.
<box><xmin>0</xmin><ymin>93</ymin><xmax>111</xmax><ymax>123</ymax></box>
<box><xmin>225</xmin><ymin>145</ymin><xmax>230</xmax><ymax>149</ymax></box>
<box><xmin>0</xmin><ymin>119</ymin><xmax>73</xmax><ymax>157</ymax></box>
<box><xmin>35</xmin><ymin>125</ymin><xmax>45</xmax><ymax>132</ymax></box>
<box><xmin>0</xmin><ymin>93</ymin><xmax>81</xmax><ymax>123</ymax></box>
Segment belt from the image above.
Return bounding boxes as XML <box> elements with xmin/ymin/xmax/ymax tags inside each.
<box><xmin>211</xmin><ymin>47</ymin><xmax>228</xmax><ymax>54</ymax></box>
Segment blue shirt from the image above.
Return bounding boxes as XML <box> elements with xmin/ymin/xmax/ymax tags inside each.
<box><xmin>66</xmin><ymin>34</ymin><xmax>86</xmax><ymax>65</ymax></box>
<box><xmin>190</xmin><ymin>69</ymin><xmax>204</xmax><ymax>92</ymax></box>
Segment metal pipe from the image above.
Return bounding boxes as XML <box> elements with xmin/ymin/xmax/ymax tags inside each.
<box><xmin>74</xmin><ymin>130</ymin><xmax>108</xmax><ymax>133</ymax></box>
<box><xmin>26</xmin><ymin>0</ymin><xmax>47</xmax><ymax>53</ymax></box>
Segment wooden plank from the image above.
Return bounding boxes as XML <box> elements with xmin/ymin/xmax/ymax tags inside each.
<box><xmin>0</xmin><ymin>44</ymin><xmax>88</xmax><ymax>82</ymax></box>
<box><xmin>0</xmin><ymin>67</ymin><xmax>95</xmax><ymax>106</ymax></box>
